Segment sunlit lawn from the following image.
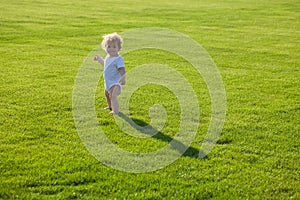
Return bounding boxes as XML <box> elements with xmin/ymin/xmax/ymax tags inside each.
<box><xmin>0</xmin><ymin>0</ymin><xmax>299</xmax><ymax>199</ymax></box>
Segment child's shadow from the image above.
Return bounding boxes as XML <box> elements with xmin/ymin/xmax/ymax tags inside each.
<box><xmin>117</xmin><ymin>112</ymin><xmax>206</xmax><ymax>159</ymax></box>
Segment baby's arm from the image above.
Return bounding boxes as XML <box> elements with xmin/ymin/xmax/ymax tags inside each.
<box><xmin>118</xmin><ymin>67</ymin><xmax>126</xmax><ymax>85</ymax></box>
<box><xmin>94</xmin><ymin>55</ymin><xmax>104</xmax><ymax>66</ymax></box>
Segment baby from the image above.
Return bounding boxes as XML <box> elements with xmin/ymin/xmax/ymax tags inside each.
<box><xmin>94</xmin><ymin>32</ymin><xmax>126</xmax><ymax>114</ymax></box>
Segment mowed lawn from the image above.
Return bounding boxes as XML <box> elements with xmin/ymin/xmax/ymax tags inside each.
<box><xmin>0</xmin><ymin>0</ymin><xmax>299</xmax><ymax>199</ymax></box>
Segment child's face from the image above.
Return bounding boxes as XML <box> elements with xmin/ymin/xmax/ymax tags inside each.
<box><xmin>105</xmin><ymin>41</ymin><xmax>120</xmax><ymax>57</ymax></box>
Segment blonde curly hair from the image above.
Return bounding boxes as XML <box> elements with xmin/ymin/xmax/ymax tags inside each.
<box><xmin>101</xmin><ymin>32</ymin><xmax>123</xmax><ymax>50</ymax></box>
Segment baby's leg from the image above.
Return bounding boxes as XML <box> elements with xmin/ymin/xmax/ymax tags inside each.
<box><xmin>109</xmin><ymin>85</ymin><xmax>121</xmax><ymax>114</ymax></box>
<box><xmin>105</xmin><ymin>90</ymin><xmax>112</xmax><ymax>110</ymax></box>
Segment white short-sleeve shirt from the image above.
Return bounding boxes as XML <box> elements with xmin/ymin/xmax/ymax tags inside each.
<box><xmin>103</xmin><ymin>55</ymin><xmax>125</xmax><ymax>91</ymax></box>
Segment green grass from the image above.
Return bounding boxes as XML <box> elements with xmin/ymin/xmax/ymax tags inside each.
<box><xmin>0</xmin><ymin>0</ymin><xmax>299</xmax><ymax>199</ymax></box>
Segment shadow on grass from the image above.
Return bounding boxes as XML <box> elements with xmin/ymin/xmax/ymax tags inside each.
<box><xmin>117</xmin><ymin>112</ymin><xmax>207</xmax><ymax>159</ymax></box>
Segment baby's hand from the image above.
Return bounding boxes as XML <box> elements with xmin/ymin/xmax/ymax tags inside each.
<box><xmin>94</xmin><ymin>55</ymin><xmax>100</xmax><ymax>61</ymax></box>
<box><xmin>94</xmin><ymin>55</ymin><xmax>104</xmax><ymax>66</ymax></box>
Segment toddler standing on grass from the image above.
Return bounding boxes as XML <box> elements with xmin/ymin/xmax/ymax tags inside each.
<box><xmin>94</xmin><ymin>33</ymin><xmax>126</xmax><ymax>114</ymax></box>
